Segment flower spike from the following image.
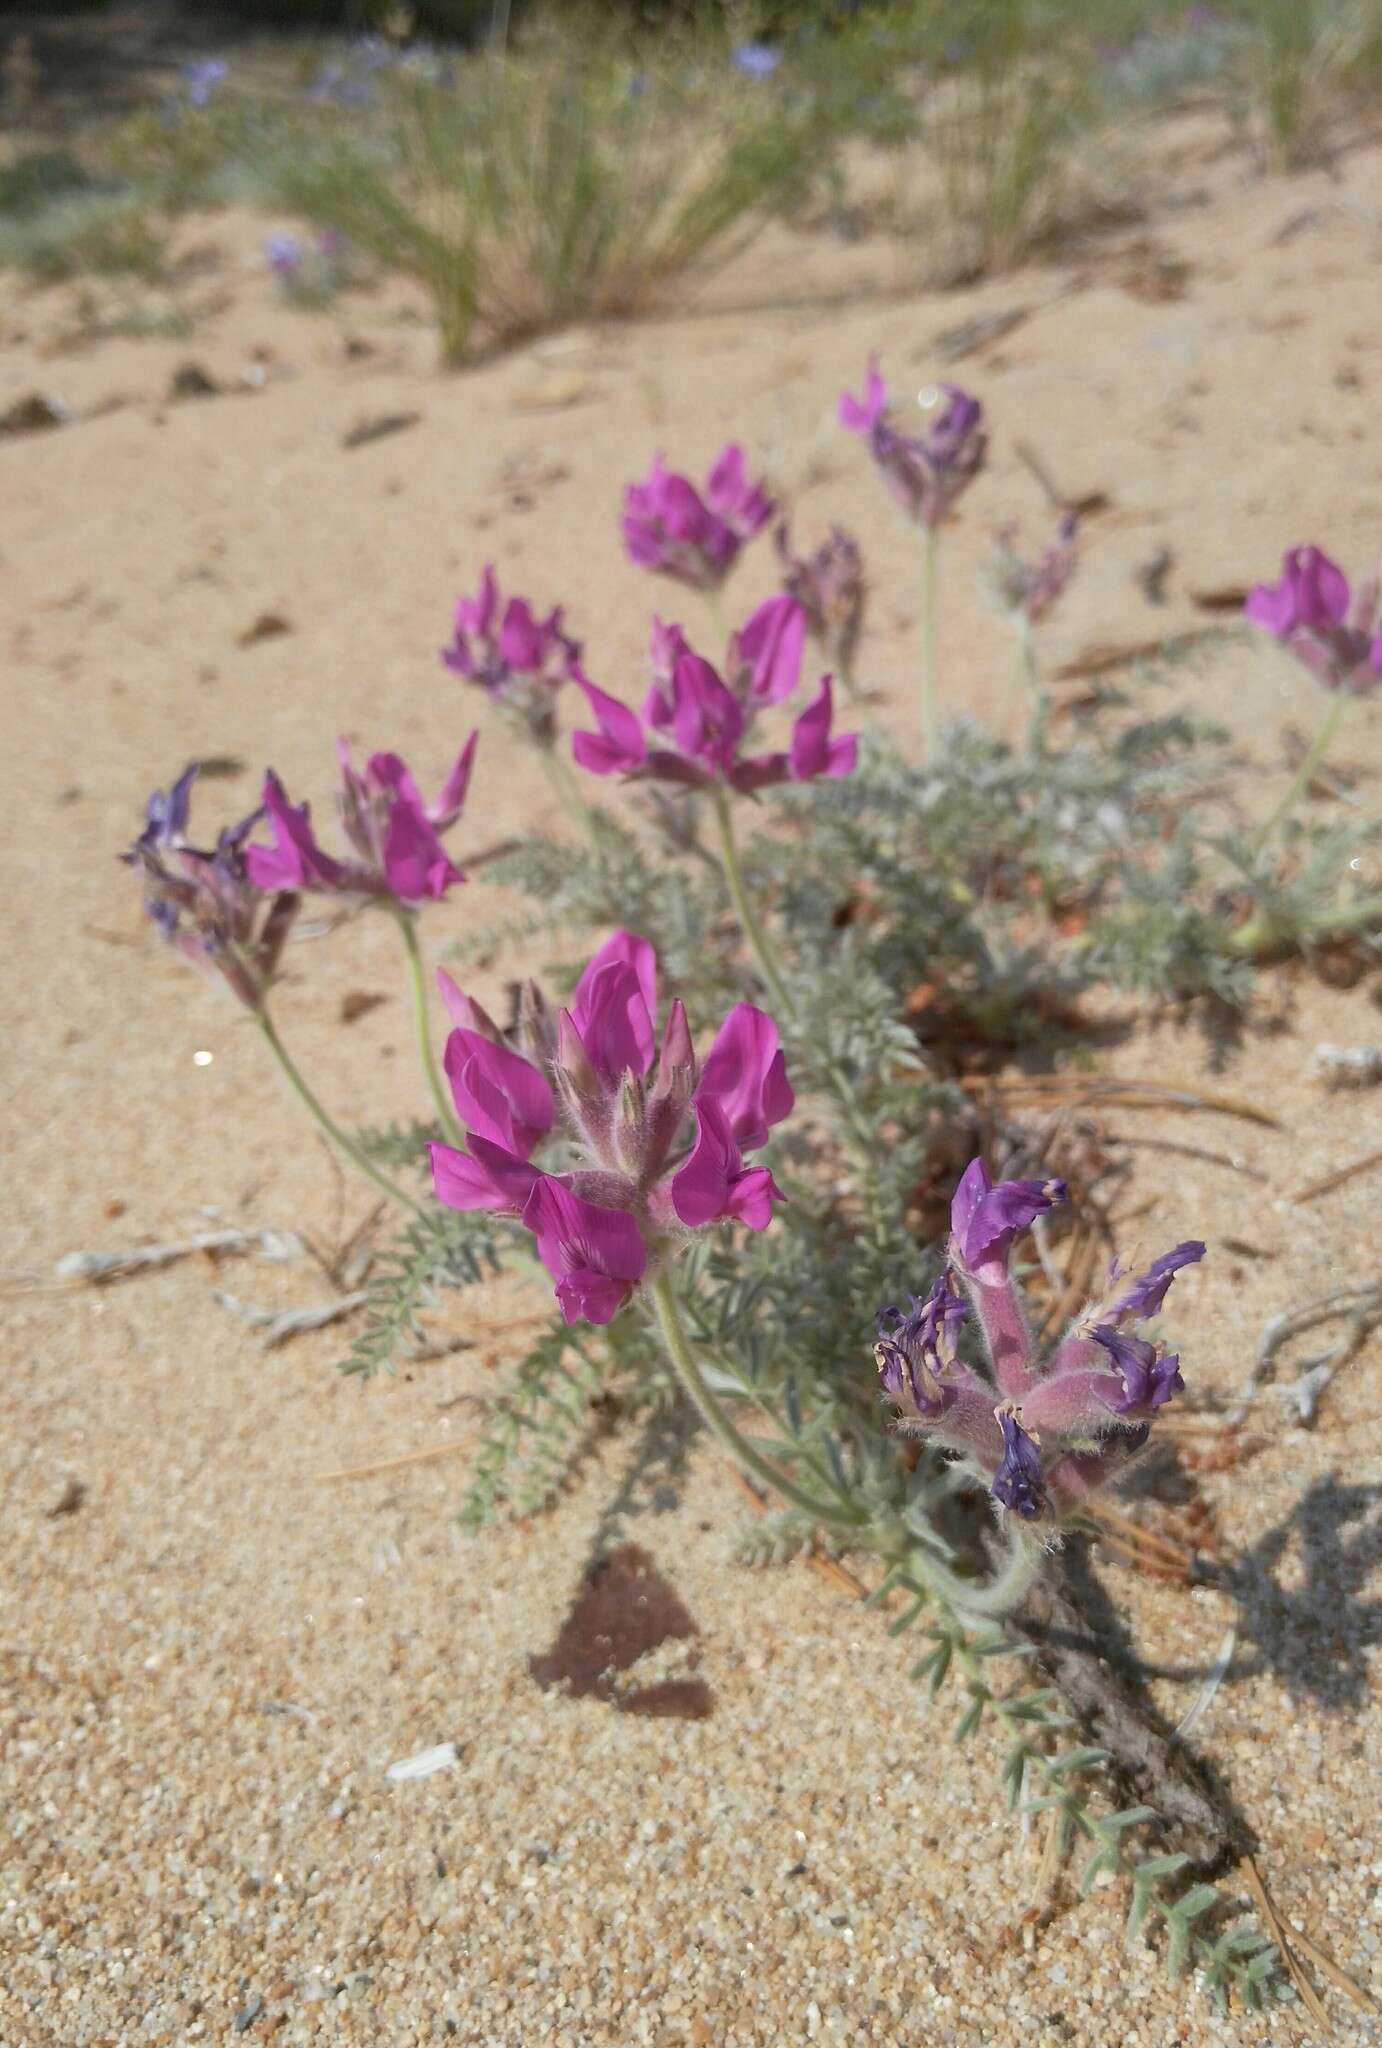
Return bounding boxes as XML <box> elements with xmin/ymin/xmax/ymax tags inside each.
<box><xmin>875</xmin><ymin>1157</ymin><xmax>1202</xmax><ymax>1526</ymax></box>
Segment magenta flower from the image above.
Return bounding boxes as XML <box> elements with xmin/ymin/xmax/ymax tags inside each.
<box><xmin>697</xmin><ymin>1001</ymin><xmax>794</xmax><ymax>1147</ymax></box>
<box><xmin>123</xmin><ymin>765</ymin><xmax>299</xmax><ymax>1012</ymax></box>
<box><xmin>246</xmin><ymin>735</ymin><xmax>477</xmax><ymax>905</ymax></box>
<box><xmin>572</xmin><ymin>604</ymin><xmax>855</xmax><ymax>796</ymax></box>
<box><xmin>621</xmin><ymin>445</ymin><xmax>773</xmax><ymax>590</ymax></box>
<box><xmin>429</xmin><ymin>930</ymin><xmax>791</xmax><ymax>1324</ymax></box>
<box><xmin>776</xmin><ymin>523</ymin><xmax>866</xmax><ymax>686</ymax></box>
<box><xmin>839</xmin><ymin>359</ymin><xmax>986</xmax><ymax>530</ymax></box>
<box><xmin>1245</xmin><ymin>545</ymin><xmax>1382</xmax><ymax>695</ymax></box>
<box><xmin>874</xmin><ymin>1157</ymin><xmax>1201</xmax><ymax>1524</ymax></box>
<box><xmin>440</xmin><ymin>566</ymin><xmax>582</xmax><ymax>746</ymax></box>
<box><xmin>524</xmin><ymin>1177</ymin><xmax>649</xmax><ymax>1325</ymax></box>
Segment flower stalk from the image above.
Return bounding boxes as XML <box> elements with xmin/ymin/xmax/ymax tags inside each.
<box><xmin>392</xmin><ymin>907</ymin><xmax>463</xmax><ymax>1146</ymax></box>
<box><xmin>709</xmin><ymin>784</ymin><xmax>795</xmax><ymax>1017</ymax></box>
<box><xmin>920</xmin><ymin>523</ymin><xmax>940</xmax><ymax>761</ymax></box>
<box><xmin>1255</xmin><ymin>692</ymin><xmax>1346</xmax><ymax>850</ymax></box>
<box><xmin>649</xmin><ymin>1270</ymin><xmax>863</xmax><ymax>1530</ymax></box>
<box><xmin>256</xmin><ymin>1008</ymin><xmax>427</xmax><ymax>1219</ymax></box>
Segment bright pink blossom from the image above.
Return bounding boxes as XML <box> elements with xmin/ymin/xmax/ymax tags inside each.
<box><xmin>573</xmin><ymin>605</ymin><xmax>854</xmax><ymax>796</ymax></box>
<box><xmin>429</xmin><ymin>931</ymin><xmax>792</xmax><ymax>1324</ymax></box>
<box><xmin>622</xmin><ymin>446</ymin><xmax>773</xmax><ymax>590</ymax></box>
<box><xmin>245</xmin><ymin>736</ymin><xmax>477</xmax><ymax>904</ymax></box>
<box><xmin>1245</xmin><ymin>545</ymin><xmax>1382</xmax><ymax>695</ymax></box>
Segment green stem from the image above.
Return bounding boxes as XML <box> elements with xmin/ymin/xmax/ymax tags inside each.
<box><xmin>256</xmin><ymin>1009</ymin><xmax>427</xmax><ymax>1220</ymax></box>
<box><xmin>1018</xmin><ymin>620</ymin><xmax>1048</xmax><ymax>760</ymax></box>
<box><xmin>702</xmin><ymin>585</ymin><xmax>727</xmax><ymax>642</ymax></box>
<box><xmin>392</xmin><ymin>909</ymin><xmax>462</xmax><ymax>1146</ymax></box>
<box><xmin>919</xmin><ymin>524</ymin><xmax>940</xmax><ymax>761</ymax></box>
<box><xmin>649</xmin><ymin>1271</ymin><xmax>864</xmax><ymax>1529</ymax></box>
<box><xmin>1255</xmin><ymin>693</ymin><xmax>1346</xmax><ymax>850</ymax></box>
<box><xmin>710</xmin><ymin>789</ymin><xmax>883</xmax><ymax>1217</ymax></box>
<box><xmin>710</xmin><ymin>784</ymin><xmax>795</xmax><ymax>1017</ymax></box>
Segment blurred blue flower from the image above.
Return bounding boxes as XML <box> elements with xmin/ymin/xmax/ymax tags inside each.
<box><xmin>732</xmin><ymin>43</ymin><xmax>781</xmax><ymax>79</ymax></box>
<box><xmin>182</xmin><ymin>58</ymin><xmax>227</xmax><ymax>107</ymax></box>
<box><xmin>264</xmin><ymin>232</ymin><xmax>302</xmax><ymax>277</ymax></box>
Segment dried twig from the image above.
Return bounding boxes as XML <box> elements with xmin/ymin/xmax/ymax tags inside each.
<box><xmin>317</xmin><ymin>1435</ymin><xmax>478</xmax><ymax>1482</ymax></box>
<box><xmin>213</xmin><ymin>1289</ymin><xmax>369</xmax><ymax>1348</ymax></box>
<box><xmin>1237</xmin><ymin>1855</ymin><xmax>1335</xmax><ymax>2035</ymax></box>
<box><xmin>1284</xmin><ymin>1145</ymin><xmax>1382</xmax><ymax>1207</ymax></box>
<box><xmin>1244</xmin><ymin>1282</ymin><xmax>1382</xmax><ymax>1423</ymax></box>
<box><xmin>963</xmin><ymin>1073</ymin><xmax>1280</xmax><ymax>1128</ymax></box>
<box><xmin>46</xmin><ymin>1228</ymin><xmax>303</xmax><ymax>1286</ymax></box>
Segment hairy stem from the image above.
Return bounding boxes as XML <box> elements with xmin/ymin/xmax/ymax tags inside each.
<box><xmin>392</xmin><ymin>909</ymin><xmax>463</xmax><ymax>1147</ymax></box>
<box><xmin>649</xmin><ymin>1270</ymin><xmax>864</xmax><ymax>1530</ymax></box>
<box><xmin>1255</xmin><ymin>692</ymin><xmax>1345</xmax><ymax>850</ymax></box>
<box><xmin>919</xmin><ymin>524</ymin><xmax>940</xmax><ymax>761</ymax></box>
<box><xmin>257</xmin><ymin>1009</ymin><xmax>427</xmax><ymax>1220</ymax></box>
<box><xmin>1018</xmin><ymin>620</ymin><xmax>1048</xmax><ymax>759</ymax></box>
<box><xmin>710</xmin><ymin>784</ymin><xmax>795</xmax><ymax>1016</ymax></box>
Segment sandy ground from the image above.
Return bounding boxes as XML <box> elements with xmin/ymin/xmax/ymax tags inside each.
<box><xmin>2</xmin><ymin>96</ymin><xmax>1381</xmax><ymax>2048</ymax></box>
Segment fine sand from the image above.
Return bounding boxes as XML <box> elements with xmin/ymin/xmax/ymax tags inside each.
<box><xmin>3</xmin><ymin>101</ymin><xmax>1381</xmax><ymax>2048</ymax></box>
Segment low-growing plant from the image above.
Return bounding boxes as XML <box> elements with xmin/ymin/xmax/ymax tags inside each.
<box><xmin>270</xmin><ymin>37</ymin><xmax>838</xmax><ymax>363</ymax></box>
<box><xmin>0</xmin><ymin>190</ymin><xmax>170</xmax><ymax>284</ymax></box>
<box><xmin>115</xmin><ymin>359</ymin><xmax>1379</xmax><ymax>2020</ymax></box>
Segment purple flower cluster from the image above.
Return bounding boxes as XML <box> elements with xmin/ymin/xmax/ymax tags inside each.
<box><xmin>440</xmin><ymin>566</ymin><xmax>583</xmax><ymax>748</ymax></box>
<box><xmin>839</xmin><ymin>359</ymin><xmax>986</xmax><ymax>530</ymax></box>
<box><xmin>430</xmin><ymin>931</ymin><xmax>792</xmax><ymax>1324</ymax></box>
<box><xmin>875</xmin><ymin>1157</ymin><xmax>1204</xmax><ymax>1523</ymax></box>
<box><xmin>622</xmin><ymin>445</ymin><xmax>773</xmax><ymax>590</ymax></box>
<box><xmin>573</xmin><ymin>598</ymin><xmax>856</xmax><ymax>793</ymax></box>
<box><xmin>1245</xmin><ymin>545</ymin><xmax>1382</xmax><ymax>696</ymax></box>
<box><xmin>123</xmin><ymin>766</ymin><xmax>299</xmax><ymax>1012</ymax></box>
<box><xmin>245</xmin><ymin>735</ymin><xmax>478</xmax><ymax>904</ymax></box>
<box><xmin>775</xmin><ymin>522</ymin><xmax>866</xmax><ymax>684</ymax></box>
<box><xmin>983</xmin><ymin>515</ymin><xmax>1080</xmax><ymax>628</ymax></box>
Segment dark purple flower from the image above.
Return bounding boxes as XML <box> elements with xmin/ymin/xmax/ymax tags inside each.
<box><xmin>134</xmin><ymin>763</ymin><xmax>198</xmax><ymax>853</ymax></box>
<box><xmin>991</xmin><ymin>1409</ymin><xmax>1045</xmax><ymax>1518</ymax></box>
<box><xmin>123</xmin><ymin>766</ymin><xmax>298</xmax><ymax>1011</ymax></box>
<box><xmin>983</xmin><ymin>515</ymin><xmax>1079</xmax><ymax>627</ymax></box>
<box><xmin>874</xmin><ymin>1270</ymin><xmax>968</xmax><ymax>1415</ymax></box>
<box><xmin>839</xmin><ymin>359</ymin><xmax>986</xmax><ymax>529</ymax></box>
<box><xmin>1089</xmin><ymin>1327</ymin><xmax>1185</xmax><ymax>1413</ymax></box>
<box><xmin>776</xmin><ymin>523</ymin><xmax>866</xmax><ymax>687</ymax></box>
<box><xmin>950</xmin><ymin>1157</ymin><xmax>1066</xmax><ymax>1279</ymax></box>
<box><xmin>1245</xmin><ymin>546</ymin><xmax>1382</xmax><ymax>696</ymax></box>
<box><xmin>1108</xmin><ymin>1240</ymin><xmax>1205</xmax><ymax>1323</ymax></box>
<box><xmin>875</xmin><ymin>1166</ymin><xmax>1201</xmax><ymax>1522</ymax></box>
<box><xmin>622</xmin><ymin>446</ymin><xmax>773</xmax><ymax>590</ymax></box>
<box><xmin>441</xmin><ymin>566</ymin><xmax>582</xmax><ymax>747</ymax></box>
